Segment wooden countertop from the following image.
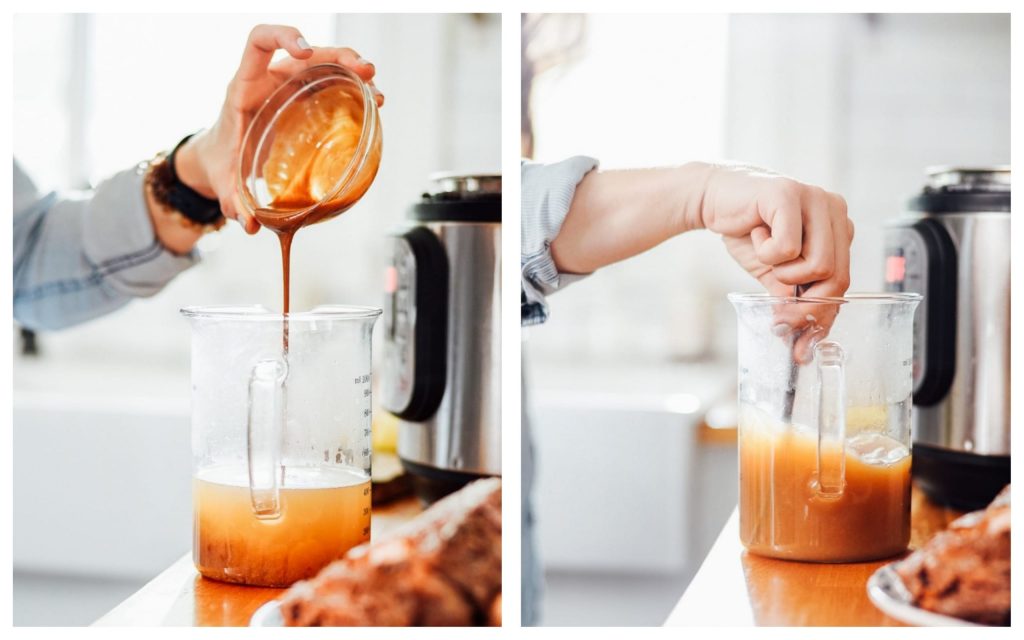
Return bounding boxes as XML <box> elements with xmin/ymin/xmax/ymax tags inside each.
<box><xmin>665</xmin><ymin>485</ymin><xmax>964</xmax><ymax>626</ymax></box>
<box><xmin>93</xmin><ymin>496</ymin><xmax>422</xmax><ymax>627</ymax></box>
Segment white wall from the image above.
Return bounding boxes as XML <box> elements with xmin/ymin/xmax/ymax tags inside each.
<box><xmin>526</xmin><ymin>13</ymin><xmax>1009</xmax><ymax>368</ymax></box>
<box><xmin>528</xmin><ymin>14</ymin><xmax>737</xmax><ymax>365</ymax></box>
<box><xmin>726</xmin><ymin>13</ymin><xmax>1010</xmax><ymax>292</ymax></box>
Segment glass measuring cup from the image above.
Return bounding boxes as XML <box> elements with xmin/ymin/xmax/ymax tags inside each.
<box><xmin>182</xmin><ymin>305</ymin><xmax>381</xmax><ymax>586</ymax></box>
<box><xmin>729</xmin><ymin>293</ymin><xmax>920</xmax><ymax>562</ymax></box>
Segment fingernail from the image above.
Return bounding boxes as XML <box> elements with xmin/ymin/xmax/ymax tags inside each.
<box><xmin>371</xmin><ymin>85</ymin><xmax>383</xmax><ymax>97</ymax></box>
<box><xmin>357</xmin><ymin>57</ymin><xmax>373</xmax><ymax>67</ymax></box>
<box><xmin>296</xmin><ymin>36</ymin><xmax>312</xmax><ymax>51</ymax></box>
<box><xmin>772</xmin><ymin>323</ymin><xmax>792</xmax><ymax>336</ymax></box>
<box><xmin>797</xmin><ymin>342</ymin><xmax>818</xmax><ymax>365</ymax></box>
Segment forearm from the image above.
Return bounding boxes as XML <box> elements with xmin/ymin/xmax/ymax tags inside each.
<box><xmin>13</xmin><ymin>197</ymin><xmax>133</xmax><ymax>330</ymax></box>
<box><xmin>550</xmin><ymin>162</ymin><xmax>713</xmax><ymax>274</ymax></box>
<box><xmin>13</xmin><ymin>162</ymin><xmax>198</xmax><ymax>331</ymax></box>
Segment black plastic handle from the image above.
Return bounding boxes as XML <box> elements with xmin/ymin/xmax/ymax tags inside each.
<box><xmin>912</xmin><ymin>218</ymin><xmax>957</xmax><ymax>406</ymax></box>
<box><xmin>396</xmin><ymin>227</ymin><xmax>449</xmax><ymax>421</ymax></box>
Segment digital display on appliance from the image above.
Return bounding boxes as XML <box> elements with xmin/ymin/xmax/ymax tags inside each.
<box><xmin>886</xmin><ymin>255</ymin><xmax>906</xmax><ymax>284</ymax></box>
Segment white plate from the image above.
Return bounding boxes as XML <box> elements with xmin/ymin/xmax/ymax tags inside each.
<box><xmin>250</xmin><ymin>600</ymin><xmax>285</xmax><ymax>627</ymax></box>
<box><xmin>866</xmin><ymin>563</ymin><xmax>986</xmax><ymax>627</ymax></box>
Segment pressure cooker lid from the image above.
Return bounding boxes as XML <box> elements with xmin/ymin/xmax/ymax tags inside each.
<box><xmin>411</xmin><ymin>172</ymin><xmax>501</xmax><ymax>223</ymax></box>
<box><xmin>908</xmin><ymin>165</ymin><xmax>1010</xmax><ymax>214</ymax></box>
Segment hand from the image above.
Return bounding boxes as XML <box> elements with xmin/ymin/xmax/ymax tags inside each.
<box><xmin>173</xmin><ymin>24</ymin><xmax>384</xmax><ymax>234</ymax></box>
<box><xmin>696</xmin><ymin>163</ymin><xmax>854</xmax><ymax>298</ymax></box>
<box><xmin>695</xmin><ymin>163</ymin><xmax>855</xmax><ymax>361</ymax></box>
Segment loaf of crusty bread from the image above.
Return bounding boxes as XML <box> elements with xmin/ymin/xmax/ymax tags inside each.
<box><xmin>280</xmin><ymin>478</ymin><xmax>501</xmax><ymax>626</ymax></box>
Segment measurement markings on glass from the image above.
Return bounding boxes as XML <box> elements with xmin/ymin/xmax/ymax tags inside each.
<box><xmin>355</xmin><ymin>371</ymin><xmax>373</xmax><ymax>467</ymax></box>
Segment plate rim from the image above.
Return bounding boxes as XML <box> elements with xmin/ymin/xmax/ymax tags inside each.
<box><xmin>866</xmin><ymin>562</ymin><xmax>988</xmax><ymax>628</ymax></box>
<box><xmin>250</xmin><ymin>599</ymin><xmax>285</xmax><ymax>627</ymax></box>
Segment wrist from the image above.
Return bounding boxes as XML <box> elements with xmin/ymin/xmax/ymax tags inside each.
<box><xmin>673</xmin><ymin>162</ymin><xmax>715</xmax><ymax>234</ymax></box>
<box><xmin>174</xmin><ymin>132</ymin><xmax>216</xmax><ymax>199</ymax></box>
<box><xmin>144</xmin><ymin>180</ymin><xmax>204</xmax><ymax>256</ymax></box>
<box><xmin>141</xmin><ymin>148</ymin><xmax>225</xmax><ymax>255</ymax></box>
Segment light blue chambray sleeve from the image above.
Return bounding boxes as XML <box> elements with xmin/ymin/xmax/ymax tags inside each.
<box><xmin>521</xmin><ymin>156</ymin><xmax>598</xmax><ymax>326</ymax></box>
<box><xmin>12</xmin><ymin>160</ymin><xmax>199</xmax><ymax>331</ymax></box>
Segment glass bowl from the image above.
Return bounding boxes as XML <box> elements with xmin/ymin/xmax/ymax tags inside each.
<box><xmin>237</xmin><ymin>63</ymin><xmax>382</xmax><ymax>232</ymax></box>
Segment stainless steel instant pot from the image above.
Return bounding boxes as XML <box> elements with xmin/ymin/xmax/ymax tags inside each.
<box><xmin>884</xmin><ymin>166</ymin><xmax>1010</xmax><ymax>509</ymax></box>
<box><xmin>382</xmin><ymin>173</ymin><xmax>501</xmax><ymax>503</ymax></box>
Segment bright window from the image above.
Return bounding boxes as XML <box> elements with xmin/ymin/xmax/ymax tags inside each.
<box><xmin>531</xmin><ymin>14</ymin><xmax>729</xmax><ymax>167</ymax></box>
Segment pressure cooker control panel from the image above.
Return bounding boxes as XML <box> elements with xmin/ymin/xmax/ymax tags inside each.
<box><xmin>381</xmin><ymin>227</ymin><xmax>449</xmax><ymax>421</ymax></box>
<box><xmin>884</xmin><ymin>218</ymin><xmax>957</xmax><ymax>406</ymax></box>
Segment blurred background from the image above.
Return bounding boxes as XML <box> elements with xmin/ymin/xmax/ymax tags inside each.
<box><xmin>13</xmin><ymin>13</ymin><xmax>499</xmax><ymax>626</ymax></box>
<box><xmin>521</xmin><ymin>13</ymin><xmax>1009</xmax><ymax>626</ymax></box>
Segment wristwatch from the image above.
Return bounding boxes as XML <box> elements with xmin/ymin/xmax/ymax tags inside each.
<box><xmin>144</xmin><ymin>134</ymin><xmax>226</xmax><ymax>231</ymax></box>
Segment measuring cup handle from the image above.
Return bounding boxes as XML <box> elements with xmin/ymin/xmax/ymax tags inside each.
<box><xmin>247</xmin><ymin>359</ymin><xmax>287</xmax><ymax>518</ymax></box>
<box><xmin>815</xmin><ymin>341</ymin><xmax>846</xmax><ymax>496</ymax></box>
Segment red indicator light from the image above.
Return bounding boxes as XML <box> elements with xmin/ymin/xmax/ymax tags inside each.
<box><xmin>885</xmin><ymin>256</ymin><xmax>906</xmax><ymax>283</ymax></box>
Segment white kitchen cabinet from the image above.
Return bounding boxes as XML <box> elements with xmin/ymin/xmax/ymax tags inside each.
<box><xmin>527</xmin><ymin>361</ymin><xmax>734</xmax><ymax>574</ymax></box>
<box><xmin>14</xmin><ymin>375</ymin><xmax>192</xmax><ymax>581</ymax></box>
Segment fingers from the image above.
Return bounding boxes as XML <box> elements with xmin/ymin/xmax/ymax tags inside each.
<box><xmin>313</xmin><ymin>46</ymin><xmax>376</xmax><ymax>81</ymax></box>
<box><xmin>828</xmin><ymin>205</ymin><xmax>853</xmax><ymax>296</ymax></box>
<box><xmin>219</xmin><ymin>189</ymin><xmax>261</xmax><ymax>235</ymax></box>
<box><xmin>233</xmin><ymin>26</ymin><xmax>383</xmax><ymax>105</ymax></box>
<box><xmin>749</xmin><ymin>224</ymin><xmax>771</xmax><ymax>256</ymax></box>
<box><xmin>767</xmin><ymin>294</ymin><xmax>838</xmax><ymax>365</ymax></box>
<box><xmin>270</xmin><ymin>46</ymin><xmax>375</xmax><ymax>79</ymax></box>
<box><xmin>764</xmin><ymin>190</ymin><xmax>850</xmax><ymax>363</ymax></box>
<box><xmin>771</xmin><ymin>212</ymin><xmax>849</xmax><ymax>363</ymax></box>
<box><xmin>235</xmin><ymin>24</ymin><xmax>315</xmax><ymax>82</ymax></box>
<box><xmin>786</xmin><ymin>299</ymin><xmax>840</xmax><ymax>364</ymax></box>
<box><xmin>270</xmin><ymin>47</ymin><xmax>384</xmax><ymax>106</ymax></box>
<box><xmin>771</xmin><ymin>188</ymin><xmax>837</xmax><ymax>286</ymax></box>
<box><xmin>730</xmin><ymin>176</ymin><xmax>853</xmax><ymax>367</ymax></box>
<box><xmin>230</xmin><ymin>192</ymin><xmax>261</xmax><ymax>235</ymax></box>
<box><xmin>754</xmin><ymin>184</ymin><xmax>850</xmax><ymax>298</ymax></box>
<box><xmin>723</xmin><ymin>234</ymin><xmax>823</xmax><ymax>363</ymax></box>
<box><xmin>770</xmin><ymin>215</ymin><xmax>849</xmax><ymax>362</ymax></box>
<box><xmin>785</xmin><ymin>193</ymin><xmax>851</xmax><ymax>298</ymax></box>
<box><xmin>755</xmin><ymin>194</ymin><xmax>802</xmax><ymax>265</ymax></box>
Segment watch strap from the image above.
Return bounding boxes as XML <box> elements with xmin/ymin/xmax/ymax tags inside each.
<box><xmin>159</xmin><ymin>134</ymin><xmax>224</xmax><ymax>226</ymax></box>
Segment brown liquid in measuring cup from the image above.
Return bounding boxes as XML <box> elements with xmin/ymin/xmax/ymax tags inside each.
<box><xmin>193</xmin><ymin>466</ymin><xmax>371</xmax><ymax>587</ymax></box>
<box><xmin>739</xmin><ymin>407</ymin><xmax>911</xmax><ymax>562</ymax></box>
<box><xmin>252</xmin><ymin>83</ymin><xmax>381</xmax><ymax>320</ymax></box>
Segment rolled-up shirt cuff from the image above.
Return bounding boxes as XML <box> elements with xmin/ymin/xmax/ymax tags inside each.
<box><xmin>521</xmin><ymin>253</ymin><xmax>590</xmax><ymax>326</ymax></box>
<box><xmin>521</xmin><ymin>155</ymin><xmax>598</xmax><ymax>325</ymax></box>
<box><xmin>81</xmin><ymin>165</ymin><xmax>198</xmax><ymax>297</ymax></box>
